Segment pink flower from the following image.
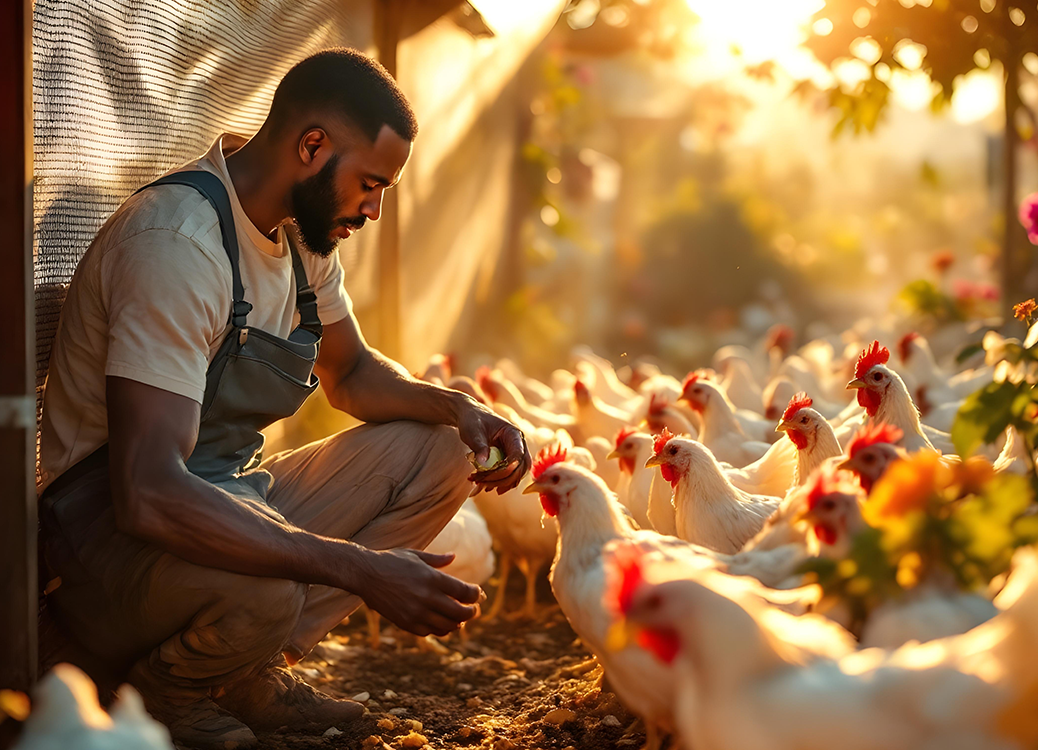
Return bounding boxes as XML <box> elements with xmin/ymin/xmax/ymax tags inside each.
<box><xmin>953</xmin><ymin>278</ymin><xmax>977</xmax><ymax>300</ymax></box>
<box><xmin>1020</xmin><ymin>193</ymin><xmax>1038</xmax><ymax>245</ymax></box>
<box><xmin>977</xmin><ymin>283</ymin><xmax>999</xmax><ymax>301</ymax></box>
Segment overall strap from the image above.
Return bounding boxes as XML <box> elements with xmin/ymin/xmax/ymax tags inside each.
<box><xmin>287</xmin><ymin>239</ymin><xmax>324</xmax><ymax>337</ymax></box>
<box><xmin>137</xmin><ymin>171</ymin><xmax>253</xmax><ymax>328</ymax></box>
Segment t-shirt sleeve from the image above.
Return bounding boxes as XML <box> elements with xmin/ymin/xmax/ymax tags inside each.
<box><xmin>308</xmin><ymin>250</ymin><xmax>352</xmax><ymax>326</ymax></box>
<box><xmin>101</xmin><ymin>229</ymin><xmax>229</xmax><ymax>404</ymax></box>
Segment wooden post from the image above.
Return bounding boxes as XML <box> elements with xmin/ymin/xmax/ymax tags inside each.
<box><xmin>0</xmin><ymin>0</ymin><xmax>37</xmax><ymax>692</ymax></box>
<box><xmin>375</xmin><ymin>0</ymin><xmax>403</xmax><ymax>361</ymax></box>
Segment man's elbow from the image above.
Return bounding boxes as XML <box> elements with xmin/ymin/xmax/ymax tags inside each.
<box><xmin>112</xmin><ymin>473</ymin><xmax>173</xmax><ymax>541</ymax></box>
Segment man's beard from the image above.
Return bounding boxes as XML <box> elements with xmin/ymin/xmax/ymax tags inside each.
<box><xmin>289</xmin><ymin>154</ymin><xmax>366</xmax><ymax>258</ymax></box>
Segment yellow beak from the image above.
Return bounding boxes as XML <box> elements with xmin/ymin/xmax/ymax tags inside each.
<box><xmin>846</xmin><ymin>378</ymin><xmax>866</xmax><ymax>390</ymax></box>
<box><xmin>836</xmin><ymin>458</ymin><xmax>853</xmax><ymax>472</ymax></box>
<box><xmin>606</xmin><ymin>449</ymin><xmax>621</xmax><ymax>461</ymax></box>
<box><xmin>522</xmin><ymin>480</ymin><xmax>546</xmax><ymax>495</ymax></box>
<box><xmin>775</xmin><ymin>420</ymin><xmax>792</xmax><ymax>433</ymax></box>
<box><xmin>644</xmin><ymin>454</ymin><xmax>663</xmax><ymax>469</ymax></box>
<box><xmin>605</xmin><ymin>617</ymin><xmax>639</xmax><ymax>652</ymax></box>
<box><xmin>792</xmin><ymin>505</ymin><xmax>815</xmax><ymax>524</ymax></box>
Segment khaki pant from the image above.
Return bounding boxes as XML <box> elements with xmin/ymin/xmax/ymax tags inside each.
<box><xmin>42</xmin><ymin>421</ymin><xmax>472</xmax><ymax>701</ymax></box>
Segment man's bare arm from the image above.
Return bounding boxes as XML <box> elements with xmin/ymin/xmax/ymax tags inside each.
<box><xmin>106</xmin><ymin>376</ymin><xmax>479</xmax><ymax>636</ymax></box>
<box><xmin>315</xmin><ymin>314</ymin><xmax>531</xmax><ymax>493</ymax></box>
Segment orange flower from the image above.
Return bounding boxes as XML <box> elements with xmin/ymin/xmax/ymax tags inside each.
<box><xmin>953</xmin><ymin>456</ymin><xmax>996</xmax><ymax>496</ymax></box>
<box><xmin>931</xmin><ymin>249</ymin><xmax>955</xmax><ymax>275</ymax></box>
<box><xmin>865</xmin><ymin>452</ymin><xmax>944</xmax><ymax>524</ymax></box>
<box><xmin>1013</xmin><ymin>298</ymin><xmax>1036</xmax><ymax>323</ymax></box>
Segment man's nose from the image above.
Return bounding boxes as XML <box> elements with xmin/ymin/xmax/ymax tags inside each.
<box><xmin>361</xmin><ymin>189</ymin><xmax>384</xmax><ymax>222</ymax></box>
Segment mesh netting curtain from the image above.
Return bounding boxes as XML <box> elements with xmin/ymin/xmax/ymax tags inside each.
<box><xmin>32</xmin><ymin>0</ymin><xmax>372</xmax><ymax>479</ymax></box>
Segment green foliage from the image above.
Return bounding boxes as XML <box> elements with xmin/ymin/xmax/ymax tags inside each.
<box><xmin>896</xmin><ymin>279</ymin><xmax>963</xmax><ymax>322</ymax></box>
<box><xmin>953</xmin><ymin>319</ymin><xmax>1038</xmax><ymax>501</ymax></box>
<box><xmin>802</xmin><ymin>0</ymin><xmax>1037</xmax><ymax>134</ymax></box>
<box><xmin>800</xmin><ymin>458</ymin><xmax>1037</xmax><ymax>637</ymax></box>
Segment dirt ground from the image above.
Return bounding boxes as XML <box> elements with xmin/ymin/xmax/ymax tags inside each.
<box><xmin>260</xmin><ymin>575</ymin><xmax>646</xmax><ymax>750</ymax></box>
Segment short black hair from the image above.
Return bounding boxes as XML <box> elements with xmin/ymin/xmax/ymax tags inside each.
<box><xmin>267</xmin><ymin>48</ymin><xmax>418</xmax><ymax>142</ymax></box>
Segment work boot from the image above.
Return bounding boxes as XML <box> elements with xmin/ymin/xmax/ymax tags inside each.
<box><xmin>145</xmin><ymin>695</ymin><xmax>257</xmax><ymax>749</ymax></box>
<box><xmin>215</xmin><ymin>662</ymin><xmax>364</xmax><ymax>734</ymax></box>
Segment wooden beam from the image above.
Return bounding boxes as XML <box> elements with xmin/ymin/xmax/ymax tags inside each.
<box><xmin>375</xmin><ymin>0</ymin><xmax>403</xmax><ymax>360</ymax></box>
<box><xmin>0</xmin><ymin>0</ymin><xmax>37</xmax><ymax>692</ymax></box>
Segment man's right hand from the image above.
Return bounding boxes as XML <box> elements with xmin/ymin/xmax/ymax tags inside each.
<box><xmin>350</xmin><ymin>549</ymin><xmax>482</xmax><ymax>637</ymax></box>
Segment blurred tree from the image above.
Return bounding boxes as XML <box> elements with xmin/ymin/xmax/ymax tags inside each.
<box><xmin>801</xmin><ymin>0</ymin><xmax>1037</xmax><ymax>320</ymax></box>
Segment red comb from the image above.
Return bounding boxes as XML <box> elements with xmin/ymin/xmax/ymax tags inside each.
<box><xmin>475</xmin><ymin>366</ymin><xmax>499</xmax><ymax>402</ymax></box>
<box><xmin>897</xmin><ymin>332</ymin><xmax>920</xmax><ymax>364</ymax></box>
<box><xmin>648</xmin><ymin>393</ymin><xmax>670</xmax><ymax>415</ymax></box>
<box><xmin>782</xmin><ymin>392</ymin><xmax>812</xmax><ymax>422</ymax></box>
<box><xmin>848</xmin><ymin>422</ymin><xmax>904</xmax><ymax>459</ymax></box>
<box><xmin>615</xmin><ymin>427</ymin><xmax>638</xmax><ymax>450</ymax></box>
<box><xmin>805</xmin><ymin>467</ymin><xmax>845</xmax><ymax>511</ymax></box>
<box><xmin>854</xmin><ymin>340</ymin><xmax>890</xmax><ymax>380</ymax></box>
<box><xmin>444</xmin><ymin>352</ymin><xmax>457</xmax><ymax>378</ymax></box>
<box><xmin>607</xmin><ymin>543</ymin><xmax>645</xmax><ymax>616</ymax></box>
<box><xmin>652</xmin><ymin>427</ymin><xmax>675</xmax><ymax>457</ymax></box>
<box><xmin>574</xmin><ymin>379</ymin><xmax>591</xmax><ymax>402</ymax></box>
<box><xmin>680</xmin><ymin>372</ymin><xmax>698</xmax><ymax>396</ymax></box>
<box><xmin>766</xmin><ymin>324</ymin><xmax>795</xmax><ymax>354</ymax></box>
<box><xmin>532</xmin><ymin>444</ymin><xmax>568</xmax><ymax>480</ymax></box>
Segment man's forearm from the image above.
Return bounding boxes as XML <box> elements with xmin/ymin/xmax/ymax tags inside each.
<box><xmin>326</xmin><ymin>346</ymin><xmax>473</xmax><ymax>426</ymax></box>
<box><xmin>123</xmin><ymin>465</ymin><xmax>373</xmax><ymax>591</ymax></box>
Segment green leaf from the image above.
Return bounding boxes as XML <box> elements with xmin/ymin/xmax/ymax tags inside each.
<box><xmin>956</xmin><ymin>342</ymin><xmax>984</xmax><ymax>364</ymax></box>
<box><xmin>951</xmin><ymin>381</ymin><xmax>1020</xmax><ymax>457</ymax></box>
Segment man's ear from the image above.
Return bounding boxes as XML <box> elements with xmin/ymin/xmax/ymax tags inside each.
<box><xmin>298</xmin><ymin>128</ymin><xmax>330</xmax><ymax>168</ymax></box>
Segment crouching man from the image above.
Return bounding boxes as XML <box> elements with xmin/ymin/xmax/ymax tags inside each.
<box><xmin>37</xmin><ymin>49</ymin><xmax>529</xmax><ymax>748</ymax></box>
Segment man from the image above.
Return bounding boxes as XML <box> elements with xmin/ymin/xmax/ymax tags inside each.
<box><xmin>38</xmin><ymin>49</ymin><xmax>530</xmax><ymax>748</ymax></box>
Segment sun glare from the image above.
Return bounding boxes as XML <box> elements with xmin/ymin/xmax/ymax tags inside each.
<box><xmin>684</xmin><ymin>0</ymin><xmax>825</xmax><ymax>64</ymax></box>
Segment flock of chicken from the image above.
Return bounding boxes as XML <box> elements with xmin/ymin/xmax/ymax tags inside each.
<box><xmin>418</xmin><ymin>324</ymin><xmax>1038</xmax><ymax>750</ymax></box>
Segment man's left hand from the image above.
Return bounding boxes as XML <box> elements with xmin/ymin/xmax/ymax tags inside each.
<box><xmin>456</xmin><ymin>401</ymin><xmax>531</xmax><ymax>494</ymax></box>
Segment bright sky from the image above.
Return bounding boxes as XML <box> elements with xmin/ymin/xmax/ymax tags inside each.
<box><xmin>679</xmin><ymin>0</ymin><xmax>1003</xmax><ymax>125</ymax></box>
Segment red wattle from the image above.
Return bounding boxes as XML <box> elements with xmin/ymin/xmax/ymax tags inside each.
<box><xmin>637</xmin><ymin>627</ymin><xmax>681</xmax><ymax>664</ymax></box>
<box><xmin>814</xmin><ymin>523</ymin><xmax>838</xmax><ymax>546</ymax></box>
<box><xmin>620</xmin><ymin>457</ymin><xmax>636</xmax><ymax>475</ymax></box>
<box><xmin>857</xmin><ymin>389</ymin><xmax>881</xmax><ymax>417</ymax></box>
<box><xmin>660</xmin><ymin>464</ymin><xmax>678</xmax><ymax>487</ymax></box>
<box><xmin>540</xmin><ymin>494</ymin><xmax>559</xmax><ymax>517</ymax></box>
<box><xmin>787</xmin><ymin>430</ymin><xmax>808</xmax><ymax>450</ymax></box>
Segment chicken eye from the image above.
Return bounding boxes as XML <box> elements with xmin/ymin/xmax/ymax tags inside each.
<box><xmin>646</xmin><ymin>593</ymin><xmax>663</xmax><ymax>610</ymax></box>
<box><xmin>801</xmin><ymin>416</ymin><xmax>808</xmax><ymax>424</ymax></box>
<box><xmin>863</xmin><ymin>454</ymin><xmax>875</xmax><ymax>464</ymax></box>
<box><xmin>872</xmin><ymin>372</ymin><xmax>883</xmax><ymax>382</ymax></box>
<box><xmin>550</xmin><ymin>475</ymin><xmax>560</xmax><ymax>484</ymax></box>
<box><xmin>669</xmin><ymin>446</ymin><xmax>678</xmax><ymax>455</ymax></box>
<box><xmin>822</xmin><ymin>499</ymin><xmax>836</xmax><ymax>510</ymax></box>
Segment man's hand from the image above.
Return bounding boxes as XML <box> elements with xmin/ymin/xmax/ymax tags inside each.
<box><xmin>352</xmin><ymin>549</ymin><xmax>482</xmax><ymax>636</ymax></box>
<box><xmin>456</xmin><ymin>400</ymin><xmax>531</xmax><ymax>494</ymax></box>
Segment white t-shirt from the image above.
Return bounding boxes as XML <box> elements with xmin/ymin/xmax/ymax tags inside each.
<box><xmin>38</xmin><ymin>134</ymin><xmax>352</xmax><ymax>492</ymax></box>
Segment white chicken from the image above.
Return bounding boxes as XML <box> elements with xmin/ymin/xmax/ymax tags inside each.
<box><xmin>573</xmin><ymin>378</ymin><xmax>635</xmax><ymax>442</ymax></box>
<box><xmin>678</xmin><ymin>375</ymin><xmax>771</xmax><ymax>468</ymax></box>
<box><xmin>618</xmin><ymin>544</ymin><xmax>1038</xmax><ymax>750</ymax></box>
<box><xmin>584</xmin><ymin>434</ymin><xmax>622</xmax><ymax>491</ymax></box>
<box><xmin>13</xmin><ymin>664</ymin><xmax>175</xmax><ymax>750</ymax></box>
<box><xmin>476</xmin><ymin>367</ymin><xmax>582</xmax><ymax>442</ymax></box>
<box><xmin>774</xmin><ymin>392</ymin><xmax>843</xmax><ymax>488</ymax></box>
<box><xmin>523</xmin><ymin>446</ymin><xmax>740</xmax><ymax>750</ymax></box>
<box><xmin>425</xmin><ymin>499</ymin><xmax>495</xmax><ymax>591</ymax></box>
<box><xmin>646</xmin><ymin>429</ymin><xmax>781</xmax><ymax>554</ymax></box>
<box><xmin>609</xmin><ymin>428</ymin><xmax>655</xmax><ymax>528</ymax></box>
<box><xmin>474</xmin><ymin>428</ymin><xmax>564</xmax><ymax>620</ymax></box>
<box><xmin>847</xmin><ymin>341</ymin><xmax>953</xmax><ymax>454</ymax></box>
